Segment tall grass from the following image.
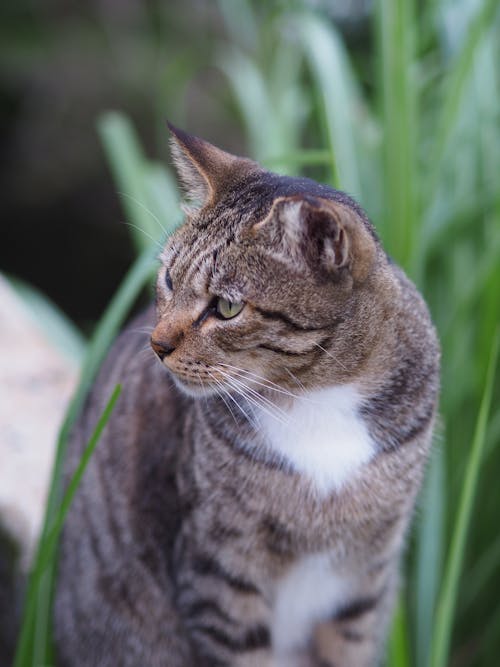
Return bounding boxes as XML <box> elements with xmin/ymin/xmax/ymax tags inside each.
<box><xmin>14</xmin><ymin>0</ymin><xmax>500</xmax><ymax>665</ymax></box>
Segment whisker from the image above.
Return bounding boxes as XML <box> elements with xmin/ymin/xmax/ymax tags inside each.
<box><xmin>197</xmin><ymin>373</ymin><xmax>211</xmax><ymax>414</ymax></box>
<box><xmin>137</xmin><ymin>346</ymin><xmax>154</xmax><ymax>358</ymax></box>
<box><xmin>236</xmin><ymin>381</ymin><xmax>287</xmax><ymax>422</ymax></box>
<box><xmin>283</xmin><ymin>367</ymin><xmax>307</xmax><ymax>392</ymax></box>
<box><xmin>314</xmin><ymin>342</ymin><xmax>348</xmax><ymax>372</ymax></box>
<box><xmin>118</xmin><ymin>192</ymin><xmax>168</xmax><ymax>236</ymax></box>
<box><xmin>217</xmin><ymin>362</ymin><xmax>304</xmax><ymax>400</ymax></box>
<box><xmin>220</xmin><ymin>381</ymin><xmax>258</xmax><ymax>430</ymax></box>
<box><xmin>127</xmin><ymin>326</ymin><xmax>155</xmax><ymax>335</ymax></box>
<box><xmin>138</xmin><ymin>354</ymin><xmax>160</xmax><ymax>370</ymax></box>
<box><xmin>123</xmin><ymin>221</ymin><xmax>165</xmax><ymax>251</ymax></box>
<box><xmin>206</xmin><ymin>370</ymin><xmax>239</xmax><ymax>427</ymax></box>
<box><xmin>223</xmin><ymin>381</ymin><xmax>261</xmax><ymax>430</ymax></box>
<box><xmin>208</xmin><ymin>367</ymin><xmax>262</xmax><ymax>430</ymax></box>
<box><xmin>217</xmin><ymin>369</ymin><xmax>289</xmax><ymax>419</ymax></box>
<box><xmin>221</xmin><ymin>373</ymin><xmax>288</xmax><ymax>427</ymax></box>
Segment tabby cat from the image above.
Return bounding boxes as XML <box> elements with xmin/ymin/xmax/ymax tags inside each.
<box><xmin>54</xmin><ymin>125</ymin><xmax>440</xmax><ymax>667</ymax></box>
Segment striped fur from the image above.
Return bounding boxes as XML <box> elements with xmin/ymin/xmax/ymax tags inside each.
<box><xmin>54</xmin><ymin>128</ymin><xmax>440</xmax><ymax>667</ymax></box>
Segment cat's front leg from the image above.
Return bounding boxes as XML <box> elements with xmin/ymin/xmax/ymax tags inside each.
<box><xmin>174</xmin><ymin>526</ymin><xmax>277</xmax><ymax>667</ymax></box>
<box><xmin>310</xmin><ymin>570</ymin><xmax>398</xmax><ymax>667</ymax></box>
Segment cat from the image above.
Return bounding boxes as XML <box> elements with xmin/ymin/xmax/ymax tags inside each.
<box><xmin>54</xmin><ymin>124</ymin><xmax>440</xmax><ymax>667</ymax></box>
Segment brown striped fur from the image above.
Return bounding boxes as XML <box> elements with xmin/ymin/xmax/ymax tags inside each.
<box><xmin>54</xmin><ymin>127</ymin><xmax>440</xmax><ymax>666</ymax></box>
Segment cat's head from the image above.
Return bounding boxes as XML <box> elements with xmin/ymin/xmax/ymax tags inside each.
<box><xmin>151</xmin><ymin>125</ymin><xmax>393</xmax><ymax>398</ymax></box>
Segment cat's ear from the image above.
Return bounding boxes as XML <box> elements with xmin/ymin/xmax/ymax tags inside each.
<box><xmin>168</xmin><ymin>123</ymin><xmax>249</xmax><ymax>209</ymax></box>
<box><xmin>256</xmin><ymin>195</ymin><xmax>376</xmax><ymax>282</ymax></box>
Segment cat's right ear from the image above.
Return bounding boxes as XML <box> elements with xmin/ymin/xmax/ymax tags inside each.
<box><xmin>168</xmin><ymin>123</ymin><xmax>248</xmax><ymax>210</ymax></box>
<box><xmin>253</xmin><ymin>195</ymin><xmax>377</xmax><ymax>283</ymax></box>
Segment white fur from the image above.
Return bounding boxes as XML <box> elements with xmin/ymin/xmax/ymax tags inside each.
<box><xmin>259</xmin><ymin>384</ymin><xmax>374</xmax><ymax>495</ymax></box>
<box><xmin>272</xmin><ymin>553</ymin><xmax>353</xmax><ymax>658</ymax></box>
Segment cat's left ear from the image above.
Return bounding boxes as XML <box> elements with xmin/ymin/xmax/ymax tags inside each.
<box><xmin>168</xmin><ymin>123</ymin><xmax>253</xmax><ymax>209</ymax></box>
<box><xmin>255</xmin><ymin>195</ymin><xmax>377</xmax><ymax>282</ymax></box>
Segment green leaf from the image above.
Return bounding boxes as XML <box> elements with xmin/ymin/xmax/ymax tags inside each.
<box><xmin>426</xmin><ymin>0</ymin><xmax>500</xmax><ymax>211</ymax></box>
<box><xmin>430</xmin><ymin>329</ymin><xmax>499</xmax><ymax>667</ymax></box>
<box><xmin>217</xmin><ymin>47</ymin><xmax>303</xmax><ymax>172</ymax></box>
<box><xmin>98</xmin><ymin>112</ymin><xmax>181</xmax><ymax>253</ymax></box>
<box><xmin>387</xmin><ymin>597</ymin><xmax>411</xmax><ymax>667</ymax></box>
<box><xmin>299</xmin><ymin>13</ymin><xmax>363</xmax><ymax>196</ymax></box>
<box><xmin>414</xmin><ymin>445</ymin><xmax>445</xmax><ymax>667</ymax></box>
<box><xmin>375</xmin><ymin>0</ymin><xmax>418</xmax><ymax>271</ymax></box>
<box><xmin>13</xmin><ymin>385</ymin><xmax>123</xmax><ymax>667</ymax></box>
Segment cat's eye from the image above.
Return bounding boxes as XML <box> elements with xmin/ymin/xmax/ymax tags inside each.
<box><xmin>216</xmin><ymin>298</ymin><xmax>244</xmax><ymax>319</ymax></box>
<box><xmin>165</xmin><ymin>269</ymin><xmax>173</xmax><ymax>290</ymax></box>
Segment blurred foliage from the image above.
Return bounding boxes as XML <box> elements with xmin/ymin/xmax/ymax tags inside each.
<box><xmin>4</xmin><ymin>0</ymin><xmax>500</xmax><ymax>666</ymax></box>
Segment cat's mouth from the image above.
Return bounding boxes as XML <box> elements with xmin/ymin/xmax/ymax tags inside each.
<box><xmin>170</xmin><ymin>373</ymin><xmax>217</xmax><ymax>397</ymax></box>
<box><xmin>164</xmin><ymin>363</ymin><xmax>226</xmax><ymax>398</ymax></box>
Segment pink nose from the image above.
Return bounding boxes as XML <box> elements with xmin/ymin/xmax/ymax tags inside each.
<box><xmin>150</xmin><ymin>337</ymin><xmax>176</xmax><ymax>360</ymax></box>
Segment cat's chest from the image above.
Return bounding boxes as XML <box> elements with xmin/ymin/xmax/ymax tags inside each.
<box><xmin>258</xmin><ymin>383</ymin><xmax>375</xmax><ymax>495</ymax></box>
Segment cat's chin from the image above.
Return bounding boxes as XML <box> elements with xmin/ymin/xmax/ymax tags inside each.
<box><xmin>170</xmin><ymin>374</ymin><xmax>219</xmax><ymax>398</ymax></box>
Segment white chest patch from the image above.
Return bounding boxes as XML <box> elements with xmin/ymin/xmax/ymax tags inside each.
<box><xmin>272</xmin><ymin>553</ymin><xmax>353</xmax><ymax>657</ymax></box>
<box><xmin>258</xmin><ymin>384</ymin><xmax>375</xmax><ymax>495</ymax></box>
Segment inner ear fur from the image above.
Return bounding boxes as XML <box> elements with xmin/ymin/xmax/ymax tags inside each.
<box><xmin>168</xmin><ymin>122</ymin><xmax>255</xmax><ymax>209</ymax></box>
<box><xmin>255</xmin><ymin>195</ymin><xmax>376</xmax><ymax>283</ymax></box>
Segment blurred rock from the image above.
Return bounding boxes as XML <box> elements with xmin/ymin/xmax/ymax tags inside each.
<box><xmin>0</xmin><ymin>275</ymin><xmax>78</xmax><ymax>570</ymax></box>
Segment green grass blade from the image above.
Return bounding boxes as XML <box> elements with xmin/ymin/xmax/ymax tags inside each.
<box><xmin>40</xmin><ymin>385</ymin><xmax>122</xmax><ymax>569</ymax></box>
<box><xmin>217</xmin><ymin>48</ymin><xmax>301</xmax><ymax>171</ymax></box>
<box><xmin>387</xmin><ymin>597</ymin><xmax>411</xmax><ymax>667</ymax></box>
<box><xmin>98</xmin><ymin>112</ymin><xmax>174</xmax><ymax>253</ymax></box>
<box><xmin>376</xmin><ymin>0</ymin><xmax>418</xmax><ymax>270</ymax></box>
<box><xmin>414</xmin><ymin>445</ymin><xmax>445</xmax><ymax>667</ymax></box>
<box><xmin>13</xmin><ymin>385</ymin><xmax>123</xmax><ymax>667</ymax></box>
<box><xmin>479</xmin><ymin>598</ymin><xmax>500</xmax><ymax>664</ymax></box>
<box><xmin>299</xmin><ymin>13</ymin><xmax>362</xmax><ymax>195</ymax></box>
<box><xmin>485</xmin><ymin>409</ymin><xmax>500</xmax><ymax>457</ymax></box>
<box><xmin>430</xmin><ymin>329</ymin><xmax>499</xmax><ymax>667</ymax></box>
<box><xmin>460</xmin><ymin>533</ymin><xmax>500</xmax><ymax>610</ymax></box>
<box><xmin>142</xmin><ymin>163</ymin><xmax>182</xmax><ymax>234</ymax></box>
<box><xmin>426</xmin><ymin>0</ymin><xmax>500</xmax><ymax>209</ymax></box>
<box><xmin>218</xmin><ymin>48</ymin><xmax>274</xmax><ymax>161</ymax></box>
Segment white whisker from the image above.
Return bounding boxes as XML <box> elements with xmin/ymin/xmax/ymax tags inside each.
<box><xmin>206</xmin><ymin>370</ymin><xmax>240</xmax><ymax>427</ymax></box>
<box><xmin>209</xmin><ymin>368</ymin><xmax>262</xmax><ymax>430</ymax></box>
<box><xmin>217</xmin><ymin>362</ymin><xmax>313</xmax><ymax>404</ymax></box>
<box><xmin>128</xmin><ymin>326</ymin><xmax>155</xmax><ymax>335</ymax></box>
<box><xmin>222</xmin><ymin>372</ymin><xmax>289</xmax><ymax>422</ymax></box>
<box><xmin>123</xmin><ymin>221</ymin><xmax>165</xmax><ymax>250</ymax></box>
<box><xmin>314</xmin><ymin>342</ymin><xmax>348</xmax><ymax>372</ymax></box>
<box><xmin>283</xmin><ymin>367</ymin><xmax>307</xmax><ymax>392</ymax></box>
<box><xmin>221</xmin><ymin>373</ymin><xmax>288</xmax><ymax>427</ymax></box>
<box><xmin>118</xmin><ymin>192</ymin><xmax>168</xmax><ymax>236</ymax></box>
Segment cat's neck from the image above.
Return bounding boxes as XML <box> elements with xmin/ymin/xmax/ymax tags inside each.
<box><xmin>197</xmin><ymin>381</ymin><xmax>375</xmax><ymax>496</ymax></box>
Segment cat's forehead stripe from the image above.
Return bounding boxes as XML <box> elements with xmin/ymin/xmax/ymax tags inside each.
<box><xmin>175</xmin><ymin>246</ymin><xmax>217</xmax><ymax>294</ymax></box>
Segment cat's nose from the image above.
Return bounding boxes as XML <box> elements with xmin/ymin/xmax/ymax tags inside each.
<box><xmin>151</xmin><ymin>337</ymin><xmax>176</xmax><ymax>360</ymax></box>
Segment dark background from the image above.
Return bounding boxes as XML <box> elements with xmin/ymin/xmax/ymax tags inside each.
<box><xmin>1</xmin><ymin>0</ymin><xmax>250</xmax><ymax>327</ymax></box>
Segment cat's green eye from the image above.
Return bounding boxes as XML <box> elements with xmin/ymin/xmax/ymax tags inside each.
<box><xmin>216</xmin><ymin>298</ymin><xmax>244</xmax><ymax>319</ymax></box>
